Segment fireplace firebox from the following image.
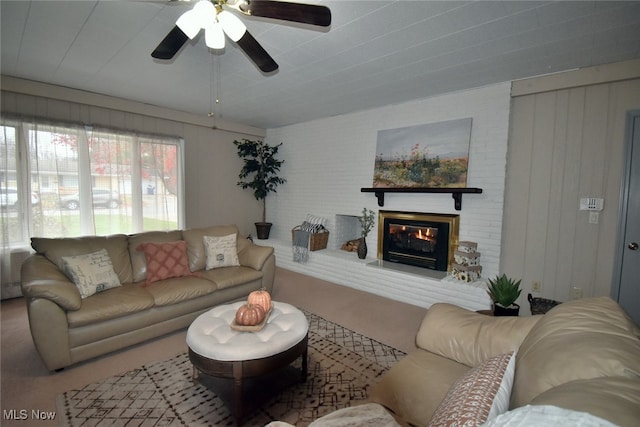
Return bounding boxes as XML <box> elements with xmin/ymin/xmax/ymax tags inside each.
<box><xmin>377</xmin><ymin>211</ymin><xmax>459</xmax><ymax>271</ymax></box>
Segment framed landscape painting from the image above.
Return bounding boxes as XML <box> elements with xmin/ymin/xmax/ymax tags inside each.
<box><xmin>373</xmin><ymin>118</ymin><xmax>472</xmax><ymax>188</ymax></box>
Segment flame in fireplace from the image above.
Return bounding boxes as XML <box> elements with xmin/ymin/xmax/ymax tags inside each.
<box><xmin>390</xmin><ymin>225</ymin><xmax>435</xmax><ymax>241</ymax></box>
<box><xmin>417</xmin><ymin>228</ymin><xmax>434</xmax><ymax>240</ymax></box>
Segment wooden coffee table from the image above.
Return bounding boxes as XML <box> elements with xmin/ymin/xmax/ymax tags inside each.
<box><xmin>186</xmin><ymin>301</ymin><xmax>309</xmax><ymax>426</ymax></box>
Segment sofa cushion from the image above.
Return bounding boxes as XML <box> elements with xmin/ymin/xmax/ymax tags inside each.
<box><xmin>204</xmin><ymin>233</ymin><xmax>240</xmax><ymax>269</ymax></box>
<box><xmin>427</xmin><ymin>351</ymin><xmax>515</xmax><ymax>427</ymax></box>
<box><xmin>137</xmin><ymin>240</ymin><xmax>194</xmax><ymax>285</ymax></box>
<box><xmin>31</xmin><ymin>234</ymin><xmax>133</xmax><ymax>284</ymax></box>
<box><xmin>369</xmin><ymin>350</ymin><xmax>471</xmax><ymax>427</ymax></box>
<box><xmin>61</xmin><ymin>249</ymin><xmax>121</xmax><ymax>298</ymax></box>
<box><xmin>182</xmin><ymin>225</ymin><xmax>240</xmax><ymax>272</ymax></box>
<box><xmin>128</xmin><ymin>230</ymin><xmax>182</xmax><ymax>283</ymax></box>
<box><xmin>483</xmin><ymin>405</ymin><xmax>618</xmax><ymax>427</ymax></box>
<box><xmin>199</xmin><ymin>266</ymin><xmax>263</xmax><ymax>290</ymax></box>
<box><xmin>416</xmin><ymin>303</ymin><xmax>540</xmax><ymax>368</ymax></box>
<box><xmin>67</xmin><ymin>283</ymin><xmax>155</xmax><ymax>328</ymax></box>
<box><xmin>142</xmin><ymin>276</ymin><xmax>217</xmax><ymax>306</ymax></box>
<box><xmin>511</xmin><ymin>297</ymin><xmax>640</xmax><ymax>408</ymax></box>
<box><xmin>310</xmin><ymin>403</ymin><xmax>402</xmax><ymax>427</ymax></box>
<box><xmin>530</xmin><ymin>377</ymin><xmax>640</xmax><ymax>427</ymax></box>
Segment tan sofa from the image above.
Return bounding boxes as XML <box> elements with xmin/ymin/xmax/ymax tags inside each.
<box><xmin>365</xmin><ymin>296</ymin><xmax>640</xmax><ymax>426</ymax></box>
<box><xmin>20</xmin><ymin>224</ymin><xmax>275</xmax><ymax>372</ymax></box>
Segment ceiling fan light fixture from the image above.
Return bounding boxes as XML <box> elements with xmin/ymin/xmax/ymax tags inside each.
<box><xmin>176</xmin><ymin>11</ymin><xmax>199</xmax><ymax>39</ymax></box>
<box><xmin>218</xmin><ymin>10</ymin><xmax>246</xmax><ymax>42</ymax></box>
<box><xmin>176</xmin><ymin>0</ymin><xmax>216</xmax><ymax>40</ymax></box>
<box><xmin>205</xmin><ymin>21</ymin><xmax>225</xmax><ymax>50</ymax></box>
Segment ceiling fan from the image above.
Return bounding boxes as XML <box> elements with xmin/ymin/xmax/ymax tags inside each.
<box><xmin>151</xmin><ymin>0</ymin><xmax>331</xmax><ymax>72</ymax></box>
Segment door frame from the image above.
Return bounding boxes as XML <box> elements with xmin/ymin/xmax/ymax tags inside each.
<box><xmin>611</xmin><ymin>109</ymin><xmax>640</xmax><ymax>300</ymax></box>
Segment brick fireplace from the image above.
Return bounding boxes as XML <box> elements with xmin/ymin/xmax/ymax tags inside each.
<box><xmin>263</xmin><ymin>82</ymin><xmax>511</xmax><ymax>311</ymax></box>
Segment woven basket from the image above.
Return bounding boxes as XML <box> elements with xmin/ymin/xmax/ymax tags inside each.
<box><xmin>528</xmin><ymin>293</ymin><xmax>561</xmax><ymax>315</ymax></box>
<box><xmin>291</xmin><ymin>226</ymin><xmax>329</xmax><ymax>251</ymax></box>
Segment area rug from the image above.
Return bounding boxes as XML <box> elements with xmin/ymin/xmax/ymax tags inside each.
<box><xmin>56</xmin><ymin>310</ymin><xmax>406</xmax><ymax>426</ymax></box>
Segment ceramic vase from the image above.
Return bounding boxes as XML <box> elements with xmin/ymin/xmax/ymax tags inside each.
<box><xmin>357</xmin><ymin>237</ymin><xmax>368</xmax><ymax>259</ymax></box>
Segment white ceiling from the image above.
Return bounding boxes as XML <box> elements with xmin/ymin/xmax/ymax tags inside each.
<box><xmin>2</xmin><ymin>1</ymin><xmax>640</xmax><ymax>129</ymax></box>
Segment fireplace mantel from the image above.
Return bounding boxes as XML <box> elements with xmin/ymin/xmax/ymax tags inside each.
<box><xmin>361</xmin><ymin>187</ymin><xmax>483</xmax><ymax>210</ymax></box>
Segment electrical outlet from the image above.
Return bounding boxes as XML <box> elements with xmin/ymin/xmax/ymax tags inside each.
<box><xmin>532</xmin><ymin>281</ymin><xmax>541</xmax><ymax>293</ymax></box>
<box><xmin>570</xmin><ymin>287</ymin><xmax>583</xmax><ymax>300</ymax></box>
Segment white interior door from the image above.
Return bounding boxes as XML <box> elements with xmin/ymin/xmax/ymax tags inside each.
<box><xmin>613</xmin><ymin>111</ymin><xmax>640</xmax><ymax>325</ymax></box>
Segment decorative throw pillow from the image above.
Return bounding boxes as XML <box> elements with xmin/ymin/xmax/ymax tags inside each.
<box><xmin>137</xmin><ymin>240</ymin><xmax>192</xmax><ymax>285</ymax></box>
<box><xmin>306</xmin><ymin>214</ymin><xmax>327</xmax><ymax>227</ymax></box>
<box><xmin>204</xmin><ymin>233</ymin><xmax>240</xmax><ymax>269</ymax></box>
<box><xmin>61</xmin><ymin>249</ymin><xmax>121</xmax><ymax>299</ymax></box>
<box><xmin>427</xmin><ymin>351</ymin><xmax>516</xmax><ymax>427</ymax></box>
<box><xmin>299</xmin><ymin>220</ymin><xmax>325</xmax><ymax>233</ymax></box>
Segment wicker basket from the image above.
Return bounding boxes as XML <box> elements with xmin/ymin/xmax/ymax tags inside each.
<box><xmin>291</xmin><ymin>226</ymin><xmax>329</xmax><ymax>251</ymax></box>
<box><xmin>528</xmin><ymin>293</ymin><xmax>561</xmax><ymax>315</ymax></box>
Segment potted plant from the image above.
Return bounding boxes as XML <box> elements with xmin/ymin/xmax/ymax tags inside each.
<box><xmin>234</xmin><ymin>138</ymin><xmax>286</xmax><ymax>239</ymax></box>
<box><xmin>356</xmin><ymin>208</ymin><xmax>376</xmax><ymax>259</ymax></box>
<box><xmin>487</xmin><ymin>274</ymin><xmax>522</xmax><ymax>316</ymax></box>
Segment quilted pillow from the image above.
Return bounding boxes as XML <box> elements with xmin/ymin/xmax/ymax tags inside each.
<box><xmin>61</xmin><ymin>249</ymin><xmax>121</xmax><ymax>298</ymax></box>
<box><xmin>427</xmin><ymin>351</ymin><xmax>516</xmax><ymax>427</ymax></box>
<box><xmin>204</xmin><ymin>233</ymin><xmax>240</xmax><ymax>269</ymax></box>
<box><xmin>137</xmin><ymin>240</ymin><xmax>192</xmax><ymax>285</ymax></box>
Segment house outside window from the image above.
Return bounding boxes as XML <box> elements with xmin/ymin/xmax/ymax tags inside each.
<box><xmin>1</xmin><ymin>119</ymin><xmax>184</xmax><ymax>248</ymax></box>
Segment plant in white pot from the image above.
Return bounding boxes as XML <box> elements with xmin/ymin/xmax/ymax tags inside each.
<box><xmin>234</xmin><ymin>139</ymin><xmax>286</xmax><ymax>239</ymax></box>
<box><xmin>487</xmin><ymin>274</ymin><xmax>522</xmax><ymax>316</ymax></box>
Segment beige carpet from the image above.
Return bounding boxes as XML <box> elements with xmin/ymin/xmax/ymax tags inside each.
<box><xmin>55</xmin><ymin>309</ymin><xmax>405</xmax><ymax>426</ymax></box>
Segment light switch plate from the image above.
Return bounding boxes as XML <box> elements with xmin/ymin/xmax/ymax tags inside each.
<box><xmin>580</xmin><ymin>198</ymin><xmax>604</xmax><ymax>211</ymax></box>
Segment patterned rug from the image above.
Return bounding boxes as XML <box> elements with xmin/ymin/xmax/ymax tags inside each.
<box><xmin>56</xmin><ymin>310</ymin><xmax>405</xmax><ymax>426</ymax></box>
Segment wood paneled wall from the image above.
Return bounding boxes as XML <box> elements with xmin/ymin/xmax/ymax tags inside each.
<box><xmin>503</xmin><ymin>61</ymin><xmax>640</xmax><ymax>303</ymax></box>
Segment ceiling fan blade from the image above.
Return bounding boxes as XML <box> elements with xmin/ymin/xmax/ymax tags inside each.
<box><xmin>240</xmin><ymin>0</ymin><xmax>331</xmax><ymax>27</ymax></box>
<box><xmin>236</xmin><ymin>31</ymin><xmax>279</xmax><ymax>73</ymax></box>
<box><xmin>151</xmin><ymin>26</ymin><xmax>189</xmax><ymax>60</ymax></box>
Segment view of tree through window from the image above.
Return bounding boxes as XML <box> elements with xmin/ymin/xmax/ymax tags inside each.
<box><xmin>1</xmin><ymin>120</ymin><xmax>183</xmax><ymax>247</ymax></box>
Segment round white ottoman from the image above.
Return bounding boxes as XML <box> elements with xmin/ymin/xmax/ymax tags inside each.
<box><xmin>187</xmin><ymin>301</ymin><xmax>309</xmax><ymax>426</ymax></box>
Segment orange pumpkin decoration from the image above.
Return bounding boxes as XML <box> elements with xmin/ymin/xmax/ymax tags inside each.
<box><xmin>248</xmin><ymin>288</ymin><xmax>272</xmax><ymax>313</ymax></box>
<box><xmin>235</xmin><ymin>303</ymin><xmax>266</xmax><ymax>326</ymax></box>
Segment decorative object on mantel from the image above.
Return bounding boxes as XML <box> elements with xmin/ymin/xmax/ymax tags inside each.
<box><xmin>357</xmin><ymin>208</ymin><xmax>376</xmax><ymax>259</ymax></box>
<box><xmin>234</xmin><ymin>139</ymin><xmax>286</xmax><ymax>239</ymax></box>
<box><xmin>372</xmin><ymin>118</ymin><xmax>473</xmax><ymax>188</ymax></box>
<box><xmin>292</xmin><ymin>215</ymin><xmax>328</xmax><ymax>263</ymax></box>
<box><xmin>451</xmin><ymin>241</ymin><xmax>483</xmax><ymax>282</ymax></box>
<box><xmin>487</xmin><ymin>274</ymin><xmax>522</xmax><ymax>316</ymax></box>
<box><xmin>364</xmin><ymin>118</ymin><xmax>480</xmax><ymax>210</ymax></box>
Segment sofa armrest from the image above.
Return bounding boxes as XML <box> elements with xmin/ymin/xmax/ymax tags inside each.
<box><xmin>26</xmin><ymin>297</ymin><xmax>72</xmax><ymax>371</ymax></box>
<box><xmin>416</xmin><ymin>303</ymin><xmax>541</xmax><ymax>367</ymax></box>
<box><xmin>238</xmin><ymin>243</ymin><xmax>275</xmax><ymax>272</ymax></box>
<box><xmin>21</xmin><ymin>254</ymin><xmax>82</xmax><ymax>311</ymax></box>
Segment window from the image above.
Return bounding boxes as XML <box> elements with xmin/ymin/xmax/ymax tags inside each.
<box><xmin>1</xmin><ymin>119</ymin><xmax>184</xmax><ymax>247</ymax></box>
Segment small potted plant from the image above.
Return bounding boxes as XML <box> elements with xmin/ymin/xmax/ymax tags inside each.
<box><xmin>487</xmin><ymin>274</ymin><xmax>522</xmax><ymax>316</ymax></box>
<box><xmin>357</xmin><ymin>208</ymin><xmax>376</xmax><ymax>259</ymax></box>
<box><xmin>234</xmin><ymin>139</ymin><xmax>286</xmax><ymax>239</ymax></box>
